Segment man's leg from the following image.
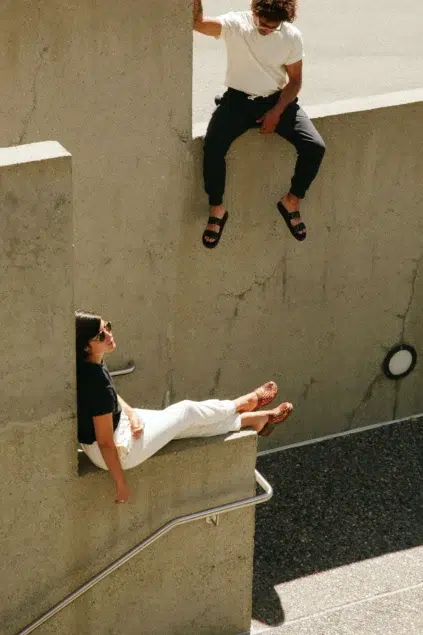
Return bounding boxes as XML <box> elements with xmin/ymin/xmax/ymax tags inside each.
<box><xmin>203</xmin><ymin>92</ymin><xmax>251</xmax><ymax>245</ymax></box>
<box><xmin>275</xmin><ymin>102</ymin><xmax>326</xmax><ymax>236</ymax></box>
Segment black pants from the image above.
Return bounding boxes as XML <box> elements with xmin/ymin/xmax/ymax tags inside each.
<box><xmin>203</xmin><ymin>88</ymin><xmax>326</xmax><ymax>206</ymax></box>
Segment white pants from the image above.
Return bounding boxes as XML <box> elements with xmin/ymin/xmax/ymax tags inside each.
<box><xmin>81</xmin><ymin>399</ymin><xmax>241</xmax><ymax>471</ymax></box>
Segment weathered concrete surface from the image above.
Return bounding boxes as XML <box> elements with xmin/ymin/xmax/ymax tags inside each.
<box><xmin>2</xmin><ymin>3</ymin><xmax>422</xmax><ymax>451</ymax></box>
<box><xmin>251</xmin><ymin>418</ymin><xmax>423</xmax><ymax>633</ymax></box>
<box><xmin>0</xmin><ymin>0</ymin><xmax>193</xmax><ymax>406</ymax></box>
<box><xmin>179</xmin><ymin>98</ymin><xmax>423</xmax><ymax>449</ymax></box>
<box><xmin>193</xmin><ymin>0</ymin><xmax>423</xmax><ymax>125</ymax></box>
<box><xmin>2</xmin><ymin>425</ymin><xmax>257</xmax><ymax>635</ymax></box>
<box><xmin>0</xmin><ymin>141</ymin><xmax>74</xmax><ymax>426</ymax></box>
<box><xmin>0</xmin><ymin>144</ymin><xmax>258</xmax><ymax>635</ymax></box>
<box><xmin>250</xmin><ymin>586</ymin><xmax>423</xmax><ymax>635</ymax></box>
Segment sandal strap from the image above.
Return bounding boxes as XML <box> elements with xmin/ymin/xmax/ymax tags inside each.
<box><xmin>288</xmin><ymin>210</ymin><xmax>301</xmax><ymax>219</ymax></box>
<box><xmin>203</xmin><ymin>229</ymin><xmax>219</xmax><ymax>239</ymax></box>
<box><xmin>294</xmin><ymin>222</ymin><xmax>306</xmax><ymax>232</ymax></box>
<box><xmin>208</xmin><ymin>216</ymin><xmax>226</xmax><ymax>226</ymax></box>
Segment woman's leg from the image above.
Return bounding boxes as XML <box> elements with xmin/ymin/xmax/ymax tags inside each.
<box><xmin>179</xmin><ymin>403</ymin><xmax>293</xmax><ymax>440</ymax></box>
<box><xmin>172</xmin><ymin>383</ymin><xmax>278</xmax><ymax>439</ymax></box>
<box><xmin>124</xmin><ymin>399</ymin><xmax>240</xmax><ymax>469</ymax></box>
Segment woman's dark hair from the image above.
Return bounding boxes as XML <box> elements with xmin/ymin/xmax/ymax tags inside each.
<box><xmin>252</xmin><ymin>0</ymin><xmax>297</xmax><ymax>23</ymax></box>
<box><xmin>75</xmin><ymin>310</ymin><xmax>101</xmax><ymax>363</ymax></box>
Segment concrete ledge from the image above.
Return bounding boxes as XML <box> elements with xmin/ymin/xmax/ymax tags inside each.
<box><xmin>193</xmin><ymin>88</ymin><xmax>423</xmax><ymax>138</ymax></box>
<box><xmin>78</xmin><ymin>429</ymin><xmax>256</xmax><ymax>476</ymax></box>
<box><xmin>4</xmin><ymin>429</ymin><xmax>258</xmax><ymax>635</ymax></box>
<box><xmin>0</xmin><ymin>141</ymin><xmax>71</xmax><ymax>166</ymax></box>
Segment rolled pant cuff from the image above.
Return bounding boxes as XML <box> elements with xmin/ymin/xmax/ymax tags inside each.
<box><xmin>208</xmin><ymin>197</ymin><xmax>223</xmax><ymax>206</ymax></box>
<box><xmin>289</xmin><ymin>189</ymin><xmax>305</xmax><ymax>199</ymax></box>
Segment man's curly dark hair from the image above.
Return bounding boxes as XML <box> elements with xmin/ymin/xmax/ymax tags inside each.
<box><xmin>251</xmin><ymin>0</ymin><xmax>297</xmax><ymax>23</ymax></box>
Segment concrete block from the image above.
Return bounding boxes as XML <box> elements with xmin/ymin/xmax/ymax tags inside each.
<box><xmin>0</xmin><ymin>141</ymin><xmax>74</xmax><ymax>425</ymax></box>
<box><xmin>2</xmin><ymin>431</ymin><xmax>258</xmax><ymax>635</ymax></box>
<box><xmin>174</xmin><ymin>100</ymin><xmax>423</xmax><ymax>448</ymax></box>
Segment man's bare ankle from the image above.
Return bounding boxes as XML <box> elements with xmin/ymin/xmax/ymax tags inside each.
<box><xmin>210</xmin><ymin>204</ymin><xmax>225</xmax><ymax>217</ymax></box>
<box><xmin>281</xmin><ymin>193</ymin><xmax>301</xmax><ymax>213</ymax></box>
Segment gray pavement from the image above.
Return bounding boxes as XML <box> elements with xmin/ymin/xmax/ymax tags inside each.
<box><xmin>193</xmin><ymin>0</ymin><xmax>423</xmax><ymax>125</ymax></box>
<box><xmin>251</xmin><ymin>585</ymin><xmax>423</xmax><ymax>635</ymax></box>
<box><xmin>250</xmin><ymin>418</ymin><xmax>423</xmax><ymax>635</ymax></box>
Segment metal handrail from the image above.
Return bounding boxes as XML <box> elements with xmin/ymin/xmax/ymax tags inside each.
<box><xmin>110</xmin><ymin>363</ymin><xmax>136</xmax><ymax>377</ymax></box>
<box><xmin>16</xmin><ymin>469</ymin><xmax>272</xmax><ymax>635</ymax></box>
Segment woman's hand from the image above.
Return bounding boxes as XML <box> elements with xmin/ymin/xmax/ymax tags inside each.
<box><xmin>115</xmin><ymin>482</ymin><xmax>130</xmax><ymax>504</ymax></box>
<box><xmin>128</xmin><ymin>409</ymin><xmax>144</xmax><ymax>440</ymax></box>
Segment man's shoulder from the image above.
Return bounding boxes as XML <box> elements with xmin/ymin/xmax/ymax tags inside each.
<box><xmin>219</xmin><ymin>10</ymin><xmax>252</xmax><ymax>28</ymax></box>
<box><xmin>281</xmin><ymin>22</ymin><xmax>302</xmax><ymax>39</ymax></box>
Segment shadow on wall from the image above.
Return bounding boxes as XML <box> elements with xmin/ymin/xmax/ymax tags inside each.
<box><xmin>251</xmin><ymin>418</ymin><xmax>423</xmax><ymax>627</ymax></box>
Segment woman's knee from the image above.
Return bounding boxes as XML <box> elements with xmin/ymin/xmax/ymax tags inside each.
<box><xmin>177</xmin><ymin>399</ymin><xmax>197</xmax><ymax>414</ymax></box>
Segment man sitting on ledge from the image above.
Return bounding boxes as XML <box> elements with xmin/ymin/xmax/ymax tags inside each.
<box><xmin>193</xmin><ymin>0</ymin><xmax>326</xmax><ymax>247</ymax></box>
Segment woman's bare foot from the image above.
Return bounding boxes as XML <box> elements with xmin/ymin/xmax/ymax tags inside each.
<box><xmin>259</xmin><ymin>402</ymin><xmax>293</xmax><ymax>437</ymax></box>
<box><xmin>239</xmin><ymin>411</ymin><xmax>269</xmax><ymax>431</ymax></box>
<box><xmin>233</xmin><ymin>381</ymin><xmax>278</xmax><ymax>413</ymax></box>
<box><xmin>239</xmin><ymin>402</ymin><xmax>293</xmax><ymax>436</ymax></box>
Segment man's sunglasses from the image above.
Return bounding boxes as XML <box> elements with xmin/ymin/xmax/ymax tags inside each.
<box><xmin>91</xmin><ymin>321</ymin><xmax>112</xmax><ymax>342</ymax></box>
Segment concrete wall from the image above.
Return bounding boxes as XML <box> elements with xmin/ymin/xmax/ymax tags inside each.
<box><xmin>181</xmin><ymin>95</ymin><xmax>423</xmax><ymax>449</ymax></box>
<box><xmin>0</xmin><ymin>0</ymin><xmax>193</xmax><ymax>405</ymax></box>
<box><xmin>2</xmin><ymin>3</ymin><xmax>421</xmax><ymax>451</ymax></box>
<box><xmin>1</xmin><ymin>2</ymin><xmax>422</xmax><ymax>632</ymax></box>
<box><xmin>0</xmin><ymin>143</ymin><xmax>258</xmax><ymax>635</ymax></box>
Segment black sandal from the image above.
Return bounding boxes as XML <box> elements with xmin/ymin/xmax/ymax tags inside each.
<box><xmin>277</xmin><ymin>202</ymin><xmax>307</xmax><ymax>241</ymax></box>
<box><xmin>202</xmin><ymin>211</ymin><xmax>229</xmax><ymax>249</ymax></box>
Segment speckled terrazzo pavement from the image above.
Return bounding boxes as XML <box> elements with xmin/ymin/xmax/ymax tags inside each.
<box><xmin>251</xmin><ymin>418</ymin><xmax>423</xmax><ymax>634</ymax></box>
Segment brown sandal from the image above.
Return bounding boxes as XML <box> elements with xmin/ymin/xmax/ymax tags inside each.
<box><xmin>254</xmin><ymin>381</ymin><xmax>278</xmax><ymax>410</ymax></box>
<box><xmin>258</xmin><ymin>402</ymin><xmax>293</xmax><ymax>437</ymax></box>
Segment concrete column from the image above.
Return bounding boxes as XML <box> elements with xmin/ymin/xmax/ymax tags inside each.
<box><xmin>0</xmin><ymin>145</ymin><xmax>257</xmax><ymax>634</ymax></box>
<box><xmin>0</xmin><ymin>141</ymin><xmax>76</xmax><ymax>631</ymax></box>
<box><xmin>0</xmin><ymin>141</ymin><xmax>75</xmax><ymax>427</ymax></box>
<box><xmin>0</xmin><ymin>0</ymin><xmax>193</xmax><ymax>408</ymax></box>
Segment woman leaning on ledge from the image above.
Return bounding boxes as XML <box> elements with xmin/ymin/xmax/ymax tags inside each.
<box><xmin>76</xmin><ymin>311</ymin><xmax>293</xmax><ymax>503</ymax></box>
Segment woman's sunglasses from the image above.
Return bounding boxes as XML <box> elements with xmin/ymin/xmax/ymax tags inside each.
<box><xmin>91</xmin><ymin>321</ymin><xmax>112</xmax><ymax>342</ymax></box>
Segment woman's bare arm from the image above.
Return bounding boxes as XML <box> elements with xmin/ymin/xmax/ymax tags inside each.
<box><xmin>93</xmin><ymin>413</ymin><xmax>129</xmax><ymax>502</ymax></box>
<box><xmin>117</xmin><ymin>394</ymin><xmax>144</xmax><ymax>439</ymax></box>
<box><xmin>193</xmin><ymin>0</ymin><xmax>222</xmax><ymax>36</ymax></box>
<box><xmin>117</xmin><ymin>394</ymin><xmax>132</xmax><ymax>417</ymax></box>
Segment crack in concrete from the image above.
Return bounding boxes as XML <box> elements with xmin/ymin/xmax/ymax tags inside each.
<box><xmin>16</xmin><ymin>44</ymin><xmax>49</xmax><ymax>145</ymax></box>
<box><xmin>162</xmin><ymin>370</ymin><xmax>175</xmax><ymax>408</ymax></box>
<box><xmin>209</xmin><ymin>367</ymin><xmax>223</xmax><ymax>397</ymax></box>
<box><xmin>218</xmin><ymin>257</ymin><xmax>284</xmax><ymax>306</ymax></box>
<box><xmin>209</xmin><ymin>259</ymin><xmax>284</xmax><ymax>396</ymax></box>
<box><xmin>388</xmin><ymin>255</ymin><xmax>422</xmax><ymax>422</ymax></box>
<box><xmin>168</xmin><ymin>108</ymin><xmax>189</xmax><ymax>145</ymax></box>
<box><xmin>322</xmin><ymin>264</ymin><xmax>327</xmax><ymax>304</ymax></box>
<box><xmin>398</xmin><ymin>255</ymin><xmax>423</xmax><ymax>341</ymax></box>
<box><xmin>281</xmin><ymin>253</ymin><xmax>287</xmax><ymax>303</ymax></box>
<box><xmin>392</xmin><ymin>381</ymin><xmax>400</xmax><ymax>421</ymax></box>
<box><xmin>299</xmin><ymin>377</ymin><xmax>317</xmax><ymax>402</ymax></box>
<box><xmin>345</xmin><ymin>373</ymin><xmax>383</xmax><ymax>430</ymax></box>
<box><xmin>171</xmin><ymin>127</ymin><xmax>189</xmax><ymax>145</ymax></box>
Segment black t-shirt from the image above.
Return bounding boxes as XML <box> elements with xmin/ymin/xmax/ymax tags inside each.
<box><xmin>77</xmin><ymin>361</ymin><xmax>121</xmax><ymax>444</ymax></box>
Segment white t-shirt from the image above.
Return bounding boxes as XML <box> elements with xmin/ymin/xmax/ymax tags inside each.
<box><xmin>217</xmin><ymin>11</ymin><xmax>304</xmax><ymax>97</ymax></box>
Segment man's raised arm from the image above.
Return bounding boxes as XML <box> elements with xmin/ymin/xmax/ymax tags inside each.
<box><xmin>193</xmin><ymin>0</ymin><xmax>222</xmax><ymax>36</ymax></box>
